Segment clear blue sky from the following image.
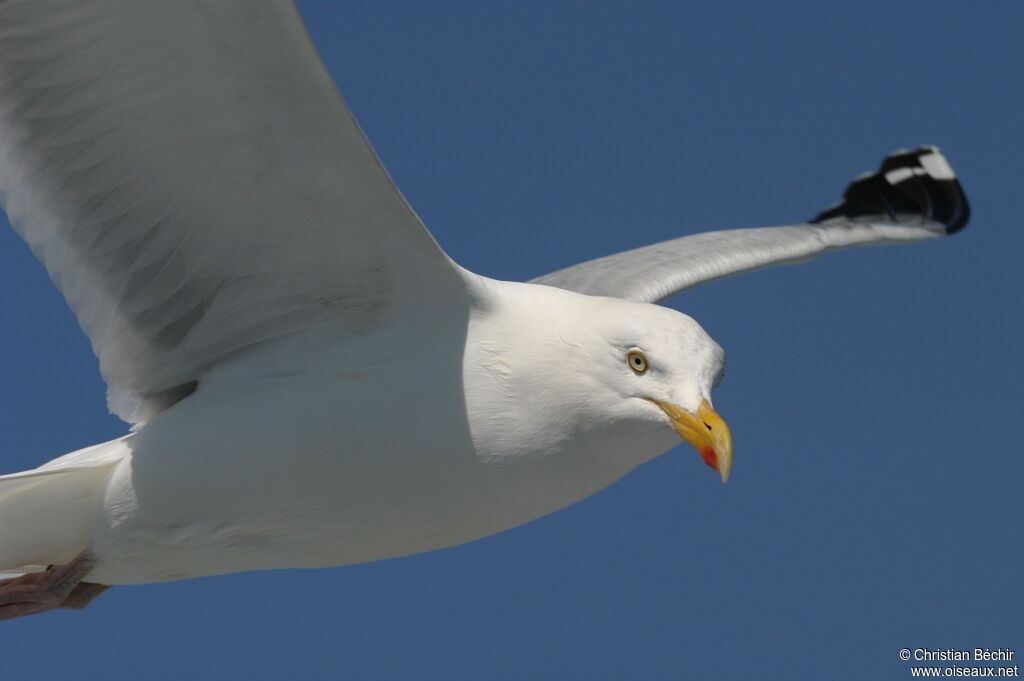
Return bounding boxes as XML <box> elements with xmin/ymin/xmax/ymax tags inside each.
<box><xmin>1</xmin><ymin>2</ymin><xmax>1020</xmax><ymax>679</ymax></box>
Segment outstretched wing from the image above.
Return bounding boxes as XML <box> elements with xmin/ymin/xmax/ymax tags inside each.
<box><xmin>532</xmin><ymin>147</ymin><xmax>969</xmax><ymax>303</ymax></box>
<box><xmin>0</xmin><ymin>1</ymin><xmax>463</xmax><ymax>423</ymax></box>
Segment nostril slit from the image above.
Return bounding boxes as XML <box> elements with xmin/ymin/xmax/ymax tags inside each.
<box><xmin>703</xmin><ymin>422</ymin><xmax>712</xmax><ymax>431</ymax></box>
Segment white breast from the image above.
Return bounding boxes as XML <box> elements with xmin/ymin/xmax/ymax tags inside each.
<box><xmin>83</xmin><ymin>295</ymin><xmax>676</xmax><ymax>585</ymax></box>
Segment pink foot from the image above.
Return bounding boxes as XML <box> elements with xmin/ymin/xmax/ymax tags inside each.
<box><xmin>0</xmin><ymin>552</ymin><xmax>107</xmax><ymax>621</ymax></box>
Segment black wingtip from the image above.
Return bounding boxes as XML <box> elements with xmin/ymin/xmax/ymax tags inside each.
<box><xmin>811</xmin><ymin>146</ymin><xmax>970</xmax><ymax>234</ymax></box>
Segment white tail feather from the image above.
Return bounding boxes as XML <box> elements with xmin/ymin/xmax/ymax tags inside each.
<box><xmin>0</xmin><ymin>462</ymin><xmax>118</xmax><ymax>573</ymax></box>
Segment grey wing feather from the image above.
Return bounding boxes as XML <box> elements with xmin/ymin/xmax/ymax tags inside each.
<box><xmin>0</xmin><ymin>0</ymin><xmax>461</xmax><ymax>423</ymax></box>
<box><xmin>532</xmin><ymin>147</ymin><xmax>969</xmax><ymax>304</ymax></box>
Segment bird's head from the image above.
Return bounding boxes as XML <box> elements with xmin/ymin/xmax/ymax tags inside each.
<box><xmin>569</xmin><ymin>298</ymin><xmax>733</xmax><ymax>482</ymax></box>
<box><xmin>470</xmin><ymin>284</ymin><xmax>732</xmax><ymax>482</ymax></box>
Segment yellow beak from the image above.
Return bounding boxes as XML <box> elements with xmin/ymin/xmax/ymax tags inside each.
<box><xmin>649</xmin><ymin>398</ymin><xmax>733</xmax><ymax>483</ymax></box>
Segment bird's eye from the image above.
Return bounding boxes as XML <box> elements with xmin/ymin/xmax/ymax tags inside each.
<box><xmin>627</xmin><ymin>350</ymin><xmax>649</xmax><ymax>374</ymax></box>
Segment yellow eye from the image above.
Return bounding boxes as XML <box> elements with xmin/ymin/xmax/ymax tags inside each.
<box><xmin>627</xmin><ymin>350</ymin><xmax>649</xmax><ymax>374</ymax></box>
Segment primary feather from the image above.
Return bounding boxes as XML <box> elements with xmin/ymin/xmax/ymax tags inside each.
<box><xmin>532</xmin><ymin>146</ymin><xmax>968</xmax><ymax>303</ymax></box>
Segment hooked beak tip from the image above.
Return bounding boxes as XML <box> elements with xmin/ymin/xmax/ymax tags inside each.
<box><xmin>650</xmin><ymin>398</ymin><xmax>733</xmax><ymax>484</ymax></box>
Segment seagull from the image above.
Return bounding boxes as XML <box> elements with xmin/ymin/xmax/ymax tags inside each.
<box><xmin>0</xmin><ymin>1</ymin><xmax>969</xmax><ymax>620</ymax></box>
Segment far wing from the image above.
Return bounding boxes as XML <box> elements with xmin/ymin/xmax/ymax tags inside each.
<box><xmin>0</xmin><ymin>1</ymin><xmax>464</xmax><ymax>423</ymax></box>
<box><xmin>532</xmin><ymin>147</ymin><xmax>969</xmax><ymax>303</ymax></box>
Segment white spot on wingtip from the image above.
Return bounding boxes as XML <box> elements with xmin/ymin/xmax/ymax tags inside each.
<box><xmin>884</xmin><ymin>167</ymin><xmax>918</xmax><ymax>184</ymax></box>
<box><xmin>919</xmin><ymin>151</ymin><xmax>956</xmax><ymax>180</ymax></box>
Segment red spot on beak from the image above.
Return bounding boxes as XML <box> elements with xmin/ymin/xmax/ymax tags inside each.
<box><xmin>700</xmin><ymin>447</ymin><xmax>719</xmax><ymax>471</ymax></box>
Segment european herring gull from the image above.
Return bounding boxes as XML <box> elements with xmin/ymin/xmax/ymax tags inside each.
<box><xmin>0</xmin><ymin>1</ymin><xmax>968</xmax><ymax>619</ymax></box>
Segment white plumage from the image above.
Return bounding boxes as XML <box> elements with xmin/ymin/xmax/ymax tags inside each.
<box><xmin>0</xmin><ymin>0</ymin><xmax>459</xmax><ymax>424</ymax></box>
<box><xmin>0</xmin><ymin>1</ymin><xmax>968</xmax><ymax>617</ymax></box>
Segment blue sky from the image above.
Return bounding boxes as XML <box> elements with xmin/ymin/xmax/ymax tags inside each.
<box><xmin>1</xmin><ymin>1</ymin><xmax>1021</xmax><ymax>679</ymax></box>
